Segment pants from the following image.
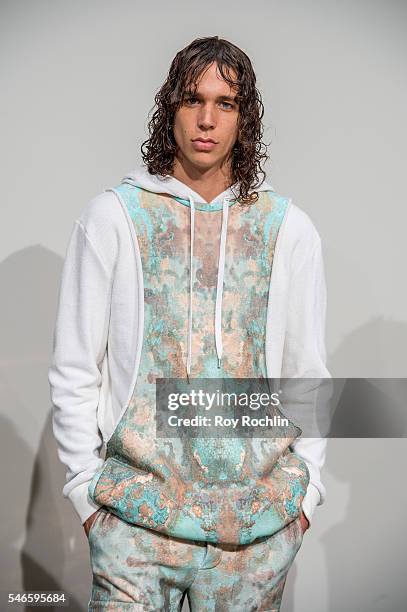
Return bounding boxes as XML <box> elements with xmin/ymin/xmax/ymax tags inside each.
<box><xmin>87</xmin><ymin>506</ymin><xmax>304</xmax><ymax>612</ymax></box>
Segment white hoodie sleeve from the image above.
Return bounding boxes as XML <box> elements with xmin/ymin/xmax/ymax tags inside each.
<box><xmin>48</xmin><ymin>217</ymin><xmax>112</xmax><ymax>525</ymax></box>
<box><xmin>282</xmin><ymin>233</ymin><xmax>330</xmax><ymax>526</ymax></box>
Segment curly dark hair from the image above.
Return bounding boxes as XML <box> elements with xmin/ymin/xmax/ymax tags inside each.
<box><xmin>140</xmin><ymin>36</ymin><xmax>270</xmax><ymax>206</ymax></box>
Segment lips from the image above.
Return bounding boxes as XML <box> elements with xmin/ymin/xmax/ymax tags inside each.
<box><xmin>193</xmin><ymin>138</ymin><xmax>216</xmax><ymax>144</ymax></box>
<box><xmin>191</xmin><ymin>138</ymin><xmax>217</xmax><ymax>152</ymax></box>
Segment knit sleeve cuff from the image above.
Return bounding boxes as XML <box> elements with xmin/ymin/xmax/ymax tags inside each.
<box><xmin>67</xmin><ymin>480</ymin><xmax>103</xmax><ymax>525</ymax></box>
<box><xmin>301</xmin><ymin>481</ymin><xmax>322</xmax><ymax>527</ymax></box>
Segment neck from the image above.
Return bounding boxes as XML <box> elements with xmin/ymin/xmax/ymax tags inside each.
<box><xmin>171</xmin><ymin>156</ymin><xmax>233</xmax><ymax>203</ymax></box>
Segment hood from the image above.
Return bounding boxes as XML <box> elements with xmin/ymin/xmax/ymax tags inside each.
<box><xmin>120</xmin><ymin>163</ymin><xmax>275</xmax><ymax>381</ymax></box>
<box><xmin>122</xmin><ymin>163</ymin><xmax>274</xmax><ymax>210</ymax></box>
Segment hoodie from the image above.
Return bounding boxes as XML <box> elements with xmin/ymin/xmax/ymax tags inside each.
<box><xmin>48</xmin><ymin>164</ymin><xmax>330</xmax><ymax>543</ymax></box>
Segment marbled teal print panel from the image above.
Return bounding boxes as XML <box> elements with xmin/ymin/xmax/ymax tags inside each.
<box><xmin>88</xmin><ymin>186</ymin><xmax>310</xmax><ymax>545</ymax></box>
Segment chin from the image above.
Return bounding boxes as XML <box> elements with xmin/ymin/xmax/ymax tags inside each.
<box><xmin>189</xmin><ymin>152</ymin><xmax>219</xmax><ymax>166</ymax></box>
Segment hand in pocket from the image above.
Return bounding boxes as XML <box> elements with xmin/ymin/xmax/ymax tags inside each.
<box><xmin>83</xmin><ymin>508</ymin><xmax>102</xmax><ymax>539</ymax></box>
<box><xmin>299</xmin><ymin>510</ymin><xmax>310</xmax><ymax>535</ymax></box>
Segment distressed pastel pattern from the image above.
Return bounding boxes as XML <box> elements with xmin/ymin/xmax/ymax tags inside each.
<box><xmin>88</xmin><ymin>185</ymin><xmax>310</xmax><ymax>545</ymax></box>
<box><xmin>88</xmin><ymin>506</ymin><xmax>304</xmax><ymax>611</ymax></box>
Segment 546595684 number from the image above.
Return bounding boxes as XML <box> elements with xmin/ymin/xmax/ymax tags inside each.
<box><xmin>4</xmin><ymin>591</ymin><xmax>69</xmax><ymax>606</ymax></box>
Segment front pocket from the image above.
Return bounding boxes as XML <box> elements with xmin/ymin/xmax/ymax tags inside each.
<box><xmin>295</xmin><ymin>515</ymin><xmax>304</xmax><ymax>543</ymax></box>
<box><xmin>88</xmin><ymin>456</ymin><xmax>177</xmax><ymax>531</ymax></box>
<box><xmin>87</xmin><ymin>506</ymin><xmax>106</xmax><ymax>542</ymax></box>
<box><xmin>290</xmin><ymin>450</ymin><xmax>311</xmax><ymax>486</ymax></box>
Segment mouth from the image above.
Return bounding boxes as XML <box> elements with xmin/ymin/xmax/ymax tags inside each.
<box><xmin>191</xmin><ymin>138</ymin><xmax>218</xmax><ymax>152</ymax></box>
<box><xmin>192</xmin><ymin>137</ymin><xmax>217</xmax><ymax>144</ymax></box>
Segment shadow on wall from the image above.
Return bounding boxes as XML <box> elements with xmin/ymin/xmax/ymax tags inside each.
<box><xmin>0</xmin><ymin>245</ymin><xmax>91</xmax><ymax>611</ymax></box>
<box><xmin>21</xmin><ymin>412</ymin><xmax>88</xmax><ymax>612</ymax></box>
<box><xmin>1</xmin><ymin>245</ymin><xmax>407</xmax><ymax>611</ymax></box>
<box><xmin>316</xmin><ymin>320</ymin><xmax>407</xmax><ymax>612</ymax></box>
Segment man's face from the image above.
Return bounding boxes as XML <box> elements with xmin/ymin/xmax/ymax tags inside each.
<box><xmin>173</xmin><ymin>62</ymin><xmax>240</xmax><ymax>173</ymax></box>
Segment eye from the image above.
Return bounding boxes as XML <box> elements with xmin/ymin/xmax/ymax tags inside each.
<box><xmin>184</xmin><ymin>95</ymin><xmax>199</xmax><ymax>105</ymax></box>
<box><xmin>220</xmin><ymin>101</ymin><xmax>233</xmax><ymax>109</ymax></box>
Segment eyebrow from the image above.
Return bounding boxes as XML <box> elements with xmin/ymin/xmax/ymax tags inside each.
<box><xmin>184</xmin><ymin>90</ymin><xmax>238</xmax><ymax>103</ymax></box>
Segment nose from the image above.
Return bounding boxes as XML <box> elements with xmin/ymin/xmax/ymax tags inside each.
<box><xmin>197</xmin><ymin>104</ymin><xmax>216</xmax><ymax>131</ymax></box>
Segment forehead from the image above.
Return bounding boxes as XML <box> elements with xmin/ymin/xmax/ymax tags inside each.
<box><xmin>185</xmin><ymin>62</ymin><xmax>238</xmax><ymax>96</ymax></box>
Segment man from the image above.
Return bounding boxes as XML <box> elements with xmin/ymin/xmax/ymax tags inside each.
<box><xmin>49</xmin><ymin>35</ymin><xmax>329</xmax><ymax>611</ymax></box>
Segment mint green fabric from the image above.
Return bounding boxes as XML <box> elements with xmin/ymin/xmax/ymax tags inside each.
<box><xmin>87</xmin><ymin>506</ymin><xmax>304</xmax><ymax>611</ymax></box>
<box><xmin>88</xmin><ymin>184</ymin><xmax>309</xmax><ymax>546</ymax></box>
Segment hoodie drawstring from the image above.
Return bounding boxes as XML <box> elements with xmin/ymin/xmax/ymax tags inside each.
<box><xmin>215</xmin><ymin>196</ymin><xmax>230</xmax><ymax>369</ymax></box>
<box><xmin>186</xmin><ymin>195</ymin><xmax>195</xmax><ymax>382</ymax></box>
<box><xmin>186</xmin><ymin>195</ymin><xmax>230</xmax><ymax>382</ymax></box>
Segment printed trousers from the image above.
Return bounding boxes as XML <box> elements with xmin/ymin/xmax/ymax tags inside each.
<box><xmin>87</xmin><ymin>506</ymin><xmax>304</xmax><ymax>612</ymax></box>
